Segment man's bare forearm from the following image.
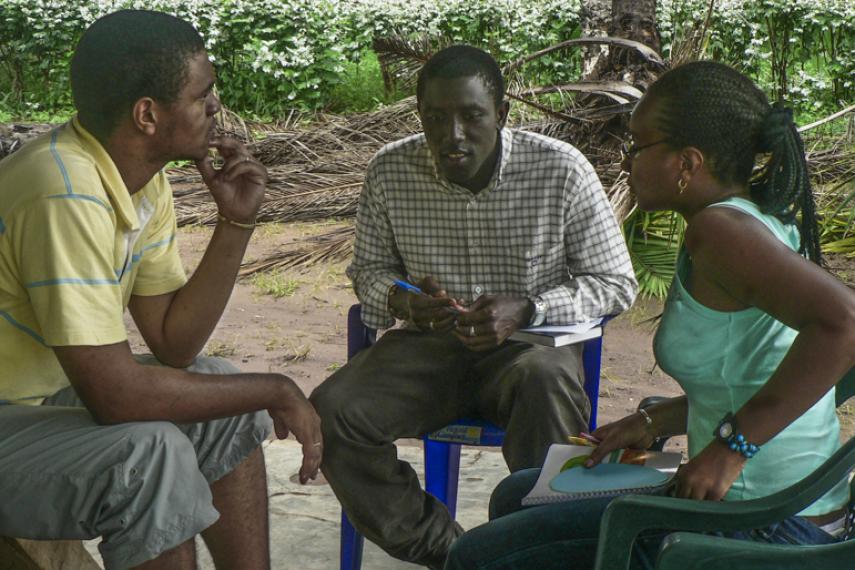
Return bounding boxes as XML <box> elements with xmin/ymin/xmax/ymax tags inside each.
<box><xmin>54</xmin><ymin>343</ymin><xmax>298</xmax><ymax>425</ymax></box>
<box><xmin>161</xmin><ymin>221</ymin><xmax>253</xmax><ymax>363</ymax></box>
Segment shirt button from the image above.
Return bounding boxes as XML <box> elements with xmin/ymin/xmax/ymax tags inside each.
<box><xmin>474</xmin><ymin>286</ymin><xmax>483</xmax><ymax>295</ymax></box>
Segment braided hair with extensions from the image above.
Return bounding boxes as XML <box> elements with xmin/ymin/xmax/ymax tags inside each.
<box><xmin>645</xmin><ymin>61</ymin><xmax>821</xmax><ymax>264</ymax></box>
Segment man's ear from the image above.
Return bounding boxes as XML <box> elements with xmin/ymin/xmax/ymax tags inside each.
<box><xmin>497</xmin><ymin>100</ymin><xmax>510</xmax><ymax>128</ymax></box>
<box><xmin>131</xmin><ymin>97</ymin><xmax>158</xmax><ymax>136</ymax></box>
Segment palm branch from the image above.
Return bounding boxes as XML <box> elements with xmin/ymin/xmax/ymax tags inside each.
<box><xmin>372</xmin><ymin>34</ymin><xmax>449</xmax><ymax>95</ymax></box>
<box><xmin>624</xmin><ymin>210</ymin><xmax>685</xmax><ymax>298</ymax></box>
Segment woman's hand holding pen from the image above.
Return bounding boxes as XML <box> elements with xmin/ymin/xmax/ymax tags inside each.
<box><xmin>584</xmin><ymin>413</ymin><xmax>657</xmax><ymax>467</ymax></box>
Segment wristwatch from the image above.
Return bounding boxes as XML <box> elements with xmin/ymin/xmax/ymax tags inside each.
<box><xmin>528</xmin><ymin>295</ymin><xmax>547</xmax><ymax>327</ymax></box>
<box><xmin>713</xmin><ymin>412</ymin><xmax>737</xmax><ymax>444</ymax></box>
<box><xmin>713</xmin><ymin>412</ymin><xmax>759</xmax><ymax>458</ymax></box>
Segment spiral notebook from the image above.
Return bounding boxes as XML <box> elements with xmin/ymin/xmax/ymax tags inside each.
<box><xmin>522</xmin><ymin>444</ymin><xmax>682</xmax><ymax>505</ymax></box>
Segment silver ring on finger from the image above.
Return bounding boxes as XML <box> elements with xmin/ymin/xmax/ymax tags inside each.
<box><xmin>469</xmin><ymin>325</ymin><xmax>476</xmax><ymax>337</ymax></box>
<box><xmin>312</xmin><ymin>441</ymin><xmax>322</xmax><ymax>447</ymax></box>
<box><xmin>428</xmin><ymin>320</ymin><xmax>435</xmax><ymax>331</ymax></box>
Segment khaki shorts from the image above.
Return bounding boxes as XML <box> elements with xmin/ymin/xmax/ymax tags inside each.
<box><xmin>0</xmin><ymin>355</ymin><xmax>272</xmax><ymax>569</ymax></box>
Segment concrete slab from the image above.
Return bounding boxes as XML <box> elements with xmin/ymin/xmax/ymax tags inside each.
<box><xmin>85</xmin><ymin>439</ymin><xmax>509</xmax><ymax>569</ymax></box>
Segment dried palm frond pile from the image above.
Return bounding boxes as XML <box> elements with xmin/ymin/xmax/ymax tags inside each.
<box><xmin>0</xmin><ymin>123</ymin><xmax>52</xmax><ymax>160</ymax></box>
<box><xmin>249</xmin><ymin>97</ymin><xmax>421</xmax><ymax>167</ymax></box>
<box><xmin>169</xmin><ymin>97</ymin><xmax>422</xmax><ymax>230</ymax></box>
<box><xmin>168</xmin><ymin>97</ymin><xmax>423</xmax><ymax>275</ymax></box>
<box><xmin>172</xmin><ymin>166</ymin><xmax>363</xmax><ymax>226</ymax></box>
<box><xmin>239</xmin><ymin>226</ymin><xmax>354</xmax><ymax>276</ymax></box>
<box><xmin>164</xmin><ymin>28</ymin><xmax>854</xmax><ymax>279</ymax></box>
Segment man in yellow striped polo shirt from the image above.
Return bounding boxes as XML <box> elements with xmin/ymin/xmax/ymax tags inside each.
<box><xmin>0</xmin><ymin>10</ymin><xmax>321</xmax><ymax>569</ymax></box>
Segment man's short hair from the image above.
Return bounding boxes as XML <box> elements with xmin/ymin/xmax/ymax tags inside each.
<box><xmin>416</xmin><ymin>45</ymin><xmax>505</xmax><ymax>108</ymax></box>
<box><xmin>70</xmin><ymin>10</ymin><xmax>206</xmax><ymax>140</ymax></box>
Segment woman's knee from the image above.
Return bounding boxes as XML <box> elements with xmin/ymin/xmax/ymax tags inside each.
<box><xmin>489</xmin><ymin>469</ymin><xmax>541</xmax><ymax>519</ymax></box>
<box><xmin>446</xmin><ymin>529</ymin><xmax>487</xmax><ymax>570</ymax></box>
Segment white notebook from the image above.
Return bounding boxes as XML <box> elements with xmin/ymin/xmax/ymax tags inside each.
<box><xmin>522</xmin><ymin>444</ymin><xmax>682</xmax><ymax>505</ymax></box>
<box><xmin>509</xmin><ymin>319</ymin><xmax>603</xmax><ymax>347</ymax></box>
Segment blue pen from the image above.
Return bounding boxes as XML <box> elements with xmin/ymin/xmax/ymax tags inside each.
<box><xmin>393</xmin><ymin>279</ymin><xmax>427</xmax><ymax>296</ymax></box>
<box><xmin>394</xmin><ymin>279</ymin><xmax>463</xmax><ymax>313</ymax></box>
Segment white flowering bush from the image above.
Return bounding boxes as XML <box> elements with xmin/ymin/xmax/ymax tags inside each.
<box><xmin>0</xmin><ymin>0</ymin><xmax>852</xmax><ymax>117</ymax></box>
<box><xmin>0</xmin><ymin>0</ymin><xmax>348</xmax><ymax>113</ymax></box>
<box><xmin>0</xmin><ymin>0</ymin><xmax>585</xmax><ymax>115</ymax></box>
<box><xmin>658</xmin><ymin>0</ymin><xmax>855</xmax><ymax>112</ymax></box>
<box><xmin>339</xmin><ymin>0</ymin><xmax>584</xmax><ymax>84</ymax></box>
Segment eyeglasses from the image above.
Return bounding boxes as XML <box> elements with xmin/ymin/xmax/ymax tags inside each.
<box><xmin>620</xmin><ymin>137</ymin><xmax>671</xmax><ymax>162</ymax></box>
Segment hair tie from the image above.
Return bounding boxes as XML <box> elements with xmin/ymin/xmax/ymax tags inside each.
<box><xmin>759</xmin><ymin>102</ymin><xmax>794</xmax><ymax>152</ymax></box>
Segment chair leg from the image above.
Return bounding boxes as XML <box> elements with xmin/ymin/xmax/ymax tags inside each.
<box><xmin>340</xmin><ymin>510</ymin><xmax>364</xmax><ymax>570</ymax></box>
<box><xmin>424</xmin><ymin>439</ymin><xmax>462</xmax><ymax>519</ymax></box>
<box><xmin>582</xmin><ymin>336</ymin><xmax>603</xmax><ymax>431</ymax></box>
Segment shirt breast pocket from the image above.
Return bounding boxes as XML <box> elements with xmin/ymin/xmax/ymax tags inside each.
<box><xmin>515</xmin><ymin>240</ymin><xmax>565</xmax><ymax>287</ymax></box>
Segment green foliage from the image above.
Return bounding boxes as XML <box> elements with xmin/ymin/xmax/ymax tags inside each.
<box><xmin>0</xmin><ymin>0</ymin><xmax>585</xmax><ymax>118</ymax></box>
<box><xmin>1</xmin><ymin>0</ymin><xmax>853</xmax><ymax>119</ymax></box>
<box><xmin>250</xmin><ymin>271</ymin><xmax>300</xmax><ymax>298</ymax></box>
<box><xmin>325</xmin><ymin>50</ymin><xmax>402</xmax><ymax>113</ymax></box>
<box><xmin>659</xmin><ymin>0</ymin><xmax>855</xmax><ymax>117</ymax></box>
<box><xmin>624</xmin><ymin>210</ymin><xmax>686</xmax><ymax>298</ymax></box>
<box><xmin>820</xmin><ymin>179</ymin><xmax>855</xmax><ymax>258</ymax></box>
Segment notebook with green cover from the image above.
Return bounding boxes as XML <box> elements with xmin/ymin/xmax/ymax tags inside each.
<box><xmin>522</xmin><ymin>444</ymin><xmax>682</xmax><ymax>505</ymax></box>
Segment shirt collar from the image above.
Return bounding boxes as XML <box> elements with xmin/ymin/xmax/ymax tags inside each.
<box><xmin>431</xmin><ymin>127</ymin><xmax>515</xmax><ymax>196</ymax></box>
<box><xmin>70</xmin><ymin>116</ymin><xmax>140</xmax><ymax>231</ymax></box>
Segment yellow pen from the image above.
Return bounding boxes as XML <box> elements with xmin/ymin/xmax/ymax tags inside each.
<box><xmin>566</xmin><ymin>435</ymin><xmax>597</xmax><ymax>447</ymax></box>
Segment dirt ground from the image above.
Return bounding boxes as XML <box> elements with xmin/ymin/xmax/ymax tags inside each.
<box><xmin>125</xmin><ymin>220</ymin><xmax>855</xmax><ymax>451</ymax></box>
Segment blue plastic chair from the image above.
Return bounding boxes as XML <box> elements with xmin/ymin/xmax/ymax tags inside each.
<box><xmin>340</xmin><ymin>303</ymin><xmax>608</xmax><ymax>570</ymax></box>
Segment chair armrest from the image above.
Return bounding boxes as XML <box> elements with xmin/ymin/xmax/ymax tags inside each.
<box><xmin>594</xmin><ymin>436</ymin><xmax>855</xmax><ymax>570</ymax></box>
<box><xmin>656</xmin><ymin>531</ymin><xmax>855</xmax><ymax>570</ymax></box>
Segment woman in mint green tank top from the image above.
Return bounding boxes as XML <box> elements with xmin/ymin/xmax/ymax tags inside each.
<box><xmin>446</xmin><ymin>61</ymin><xmax>855</xmax><ymax>569</ymax></box>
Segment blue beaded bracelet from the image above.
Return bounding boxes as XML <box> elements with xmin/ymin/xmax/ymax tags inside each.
<box><xmin>713</xmin><ymin>413</ymin><xmax>760</xmax><ymax>459</ymax></box>
<box><xmin>727</xmin><ymin>433</ymin><xmax>760</xmax><ymax>458</ymax></box>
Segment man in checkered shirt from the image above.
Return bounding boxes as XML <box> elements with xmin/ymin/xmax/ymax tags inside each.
<box><xmin>311</xmin><ymin>45</ymin><xmax>637</xmax><ymax>569</ymax></box>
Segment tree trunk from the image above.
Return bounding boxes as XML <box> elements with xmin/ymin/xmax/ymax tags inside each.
<box><xmin>580</xmin><ymin>0</ymin><xmax>612</xmax><ymax>78</ymax></box>
<box><xmin>610</xmin><ymin>0</ymin><xmax>661</xmax><ymax>54</ymax></box>
<box><xmin>586</xmin><ymin>0</ymin><xmax>661</xmax><ymax>84</ymax></box>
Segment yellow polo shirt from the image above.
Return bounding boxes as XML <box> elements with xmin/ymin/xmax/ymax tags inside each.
<box><xmin>0</xmin><ymin>117</ymin><xmax>187</xmax><ymax>404</ymax></box>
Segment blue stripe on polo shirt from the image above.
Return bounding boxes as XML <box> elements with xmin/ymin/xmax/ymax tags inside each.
<box><xmin>49</xmin><ymin>129</ymin><xmax>74</xmax><ymax>194</ymax></box>
<box><xmin>0</xmin><ymin>310</ymin><xmax>47</xmax><ymax>346</ymax></box>
<box><xmin>24</xmin><ymin>277</ymin><xmax>120</xmax><ymax>288</ymax></box>
<box><xmin>142</xmin><ymin>234</ymin><xmax>176</xmax><ymax>252</ymax></box>
<box><xmin>114</xmin><ymin>233</ymin><xmax>177</xmax><ymax>276</ymax></box>
<box><xmin>47</xmin><ymin>193</ymin><xmax>113</xmax><ymax>212</ymax></box>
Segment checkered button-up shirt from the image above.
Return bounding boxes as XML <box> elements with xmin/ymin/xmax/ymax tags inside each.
<box><xmin>347</xmin><ymin>128</ymin><xmax>638</xmax><ymax>330</ymax></box>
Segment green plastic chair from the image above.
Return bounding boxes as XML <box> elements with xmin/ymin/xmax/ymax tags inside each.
<box><xmin>654</xmin><ymin>530</ymin><xmax>855</xmax><ymax>570</ymax></box>
<box><xmin>594</xmin><ymin>365</ymin><xmax>855</xmax><ymax>570</ymax></box>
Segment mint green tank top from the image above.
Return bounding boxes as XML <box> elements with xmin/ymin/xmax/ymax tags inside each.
<box><xmin>653</xmin><ymin>197</ymin><xmax>849</xmax><ymax>515</ymax></box>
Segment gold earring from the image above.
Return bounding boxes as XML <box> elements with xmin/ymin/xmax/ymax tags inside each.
<box><xmin>678</xmin><ymin>179</ymin><xmax>688</xmax><ymax>194</ymax></box>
